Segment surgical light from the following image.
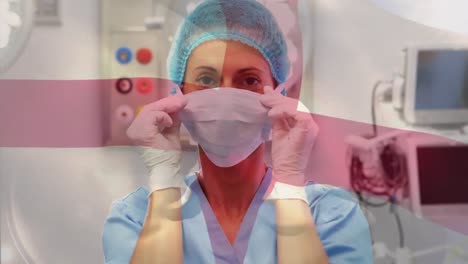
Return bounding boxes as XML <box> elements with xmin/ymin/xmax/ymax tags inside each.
<box><xmin>0</xmin><ymin>0</ymin><xmax>34</xmax><ymax>73</ymax></box>
<box><xmin>369</xmin><ymin>0</ymin><xmax>468</xmax><ymax>34</ymax></box>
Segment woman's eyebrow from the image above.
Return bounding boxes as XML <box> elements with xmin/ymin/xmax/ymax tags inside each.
<box><xmin>237</xmin><ymin>67</ymin><xmax>265</xmax><ymax>74</ymax></box>
<box><xmin>193</xmin><ymin>66</ymin><xmax>218</xmax><ymax>73</ymax></box>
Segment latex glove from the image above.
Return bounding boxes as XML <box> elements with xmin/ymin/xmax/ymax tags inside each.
<box><xmin>260</xmin><ymin>86</ymin><xmax>319</xmax><ymax>204</ymax></box>
<box><xmin>126</xmin><ymin>93</ymin><xmax>188</xmax><ymax>193</ymax></box>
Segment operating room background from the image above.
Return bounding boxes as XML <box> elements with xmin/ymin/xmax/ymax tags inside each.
<box><xmin>1</xmin><ymin>0</ymin><xmax>468</xmax><ymax>263</ymax></box>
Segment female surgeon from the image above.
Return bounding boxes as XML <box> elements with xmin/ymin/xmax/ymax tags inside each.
<box><xmin>102</xmin><ymin>0</ymin><xmax>373</xmax><ymax>263</ymax></box>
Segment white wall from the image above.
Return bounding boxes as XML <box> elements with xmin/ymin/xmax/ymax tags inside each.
<box><xmin>2</xmin><ymin>0</ymin><xmax>100</xmax><ymax>80</ymax></box>
<box><xmin>1</xmin><ymin>1</ymin><xmax>102</xmax><ymax>263</ymax></box>
<box><xmin>1</xmin><ymin>147</ymin><xmax>198</xmax><ymax>264</ymax></box>
<box><xmin>309</xmin><ymin>0</ymin><xmax>468</xmax><ymax>124</ymax></box>
<box><xmin>308</xmin><ymin>1</ymin><xmax>468</xmax><ymax>260</ymax></box>
<box><xmin>0</xmin><ymin>2</ymin><xmax>200</xmax><ymax>263</ymax></box>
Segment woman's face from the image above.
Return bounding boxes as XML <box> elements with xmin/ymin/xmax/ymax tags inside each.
<box><xmin>182</xmin><ymin>40</ymin><xmax>276</xmax><ymax>94</ymax></box>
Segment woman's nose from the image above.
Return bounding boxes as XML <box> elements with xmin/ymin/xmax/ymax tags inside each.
<box><xmin>220</xmin><ymin>78</ymin><xmax>233</xmax><ymax>88</ymax></box>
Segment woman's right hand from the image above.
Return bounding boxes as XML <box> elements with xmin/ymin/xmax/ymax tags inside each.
<box><xmin>126</xmin><ymin>94</ymin><xmax>188</xmax><ymax>193</ymax></box>
<box><xmin>127</xmin><ymin>94</ymin><xmax>188</xmax><ymax>150</ymax></box>
<box><xmin>127</xmin><ymin>93</ymin><xmax>187</xmax><ymax>264</ymax></box>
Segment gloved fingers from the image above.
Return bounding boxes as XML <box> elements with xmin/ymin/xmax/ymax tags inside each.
<box><xmin>266</xmin><ymin>104</ymin><xmax>290</xmax><ymax>132</ymax></box>
<box><xmin>145</xmin><ymin>94</ymin><xmax>188</xmax><ymax>114</ymax></box>
<box><xmin>272</xmin><ymin>115</ymin><xmax>291</xmax><ymax>134</ymax></box>
<box><xmin>263</xmin><ymin>85</ymin><xmax>275</xmax><ymax>94</ymax></box>
<box><xmin>268</xmin><ymin>104</ymin><xmax>299</xmax><ymax>126</ymax></box>
<box><xmin>289</xmin><ymin>113</ymin><xmax>319</xmax><ymax>146</ymax></box>
<box><xmin>267</xmin><ymin>103</ymin><xmax>286</xmax><ymax>119</ymax></box>
<box><xmin>163</xmin><ymin>115</ymin><xmax>183</xmax><ymax>138</ymax></box>
<box><xmin>292</xmin><ymin>111</ymin><xmax>317</xmax><ymax>131</ymax></box>
<box><xmin>159</xmin><ymin>131</ymin><xmax>182</xmax><ymax>150</ymax></box>
<box><xmin>264</xmin><ymin>85</ymin><xmax>289</xmax><ymax>95</ymax></box>
<box><xmin>262</xmin><ymin>93</ymin><xmax>301</xmax><ymax>119</ymax></box>
<box><xmin>260</xmin><ymin>95</ymin><xmax>290</xmax><ymax>110</ymax></box>
<box><xmin>261</xmin><ymin>86</ymin><xmax>313</xmax><ymax>115</ymax></box>
<box><xmin>169</xmin><ymin>112</ymin><xmax>182</xmax><ymax>127</ymax></box>
<box><xmin>269</xmin><ymin>109</ymin><xmax>319</xmax><ymax>151</ymax></box>
<box><xmin>260</xmin><ymin>86</ymin><xmax>289</xmax><ymax>108</ymax></box>
<box><xmin>267</xmin><ymin>84</ymin><xmax>287</xmax><ymax>96</ymax></box>
<box><xmin>153</xmin><ymin>111</ymin><xmax>174</xmax><ymax>129</ymax></box>
<box><xmin>127</xmin><ymin>111</ymin><xmax>155</xmax><ymax>144</ymax></box>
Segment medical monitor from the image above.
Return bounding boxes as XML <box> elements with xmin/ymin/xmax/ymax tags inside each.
<box><xmin>407</xmin><ymin>136</ymin><xmax>468</xmax><ymax>234</ymax></box>
<box><xmin>404</xmin><ymin>45</ymin><xmax>468</xmax><ymax>125</ymax></box>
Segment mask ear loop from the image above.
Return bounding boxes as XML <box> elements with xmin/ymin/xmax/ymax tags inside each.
<box><xmin>271</xmin><ymin>84</ymin><xmax>287</xmax><ymax>96</ymax></box>
<box><xmin>170</xmin><ymin>85</ymin><xmax>183</xmax><ymax>96</ymax></box>
<box><xmin>276</xmin><ymin>63</ymin><xmax>303</xmax><ymax>97</ymax></box>
<box><xmin>280</xmin><ymin>87</ymin><xmax>287</xmax><ymax>96</ymax></box>
<box><xmin>196</xmin><ymin>150</ymin><xmax>203</xmax><ymax>178</ymax></box>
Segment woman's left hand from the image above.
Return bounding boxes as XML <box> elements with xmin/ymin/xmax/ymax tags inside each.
<box><xmin>260</xmin><ymin>86</ymin><xmax>319</xmax><ymax>186</ymax></box>
<box><xmin>261</xmin><ymin>87</ymin><xmax>328</xmax><ymax>263</ymax></box>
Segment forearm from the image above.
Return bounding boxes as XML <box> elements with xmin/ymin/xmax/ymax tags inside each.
<box><xmin>275</xmin><ymin>199</ymin><xmax>328</xmax><ymax>264</ymax></box>
<box><xmin>131</xmin><ymin>188</ymin><xmax>183</xmax><ymax>264</ymax></box>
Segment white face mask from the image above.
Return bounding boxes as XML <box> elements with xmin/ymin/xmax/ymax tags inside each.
<box><xmin>179</xmin><ymin>88</ymin><xmax>271</xmax><ymax>167</ymax></box>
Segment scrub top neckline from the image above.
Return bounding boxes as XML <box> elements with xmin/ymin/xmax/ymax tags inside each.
<box><xmin>191</xmin><ymin>168</ymin><xmax>272</xmax><ymax>264</ymax></box>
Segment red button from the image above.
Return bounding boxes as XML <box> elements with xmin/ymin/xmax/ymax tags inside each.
<box><xmin>136</xmin><ymin>78</ymin><xmax>153</xmax><ymax>94</ymax></box>
<box><xmin>115</xmin><ymin>105</ymin><xmax>134</xmax><ymax>124</ymax></box>
<box><xmin>116</xmin><ymin>78</ymin><xmax>133</xmax><ymax>94</ymax></box>
<box><xmin>136</xmin><ymin>48</ymin><xmax>153</xmax><ymax>64</ymax></box>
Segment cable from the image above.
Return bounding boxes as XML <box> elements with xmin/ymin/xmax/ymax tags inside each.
<box><xmin>356</xmin><ymin>191</ymin><xmax>389</xmax><ymax>208</ymax></box>
<box><xmin>389</xmin><ymin>196</ymin><xmax>405</xmax><ymax>248</ymax></box>
<box><xmin>371</xmin><ymin>80</ymin><xmax>392</xmax><ymax>137</ymax></box>
<box><xmin>357</xmin><ymin>195</ymin><xmax>376</xmax><ymax>245</ymax></box>
<box><xmin>358</xmin><ymin>192</ymin><xmax>406</xmax><ymax>248</ymax></box>
<box><xmin>349</xmin><ymin>80</ymin><xmax>406</xmax><ymax>197</ymax></box>
<box><xmin>349</xmin><ymin>79</ymin><xmax>408</xmax><ymax>251</ymax></box>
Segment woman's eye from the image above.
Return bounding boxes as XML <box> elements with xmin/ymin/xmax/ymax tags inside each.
<box><xmin>244</xmin><ymin>77</ymin><xmax>260</xmax><ymax>86</ymax></box>
<box><xmin>240</xmin><ymin>77</ymin><xmax>263</xmax><ymax>91</ymax></box>
<box><xmin>197</xmin><ymin>76</ymin><xmax>217</xmax><ymax>87</ymax></box>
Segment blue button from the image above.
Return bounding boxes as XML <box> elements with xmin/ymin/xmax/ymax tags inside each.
<box><xmin>116</xmin><ymin>47</ymin><xmax>133</xmax><ymax>64</ymax></box>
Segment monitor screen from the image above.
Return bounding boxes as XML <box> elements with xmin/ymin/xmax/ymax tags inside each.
<box><xmin>417</xmin><ymin>145</ymin><xmax>468</xmax><ymax>205</ymax></box>
<box><xmin>415</xmin><ymin>50</ymin><xmax>468</xmax><ymax>110</ymax></box>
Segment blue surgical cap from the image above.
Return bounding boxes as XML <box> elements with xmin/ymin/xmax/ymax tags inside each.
<box><xmin>167</xmin><ymin>0</ymin><xmax>290</xmax><ymax>86</ymax></box>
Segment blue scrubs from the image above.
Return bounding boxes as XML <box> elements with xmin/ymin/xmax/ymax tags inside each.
<box><xmin>102</xmin><ymin>170</ymin><xmax>373</xmax><ymax>263</ymax></box>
